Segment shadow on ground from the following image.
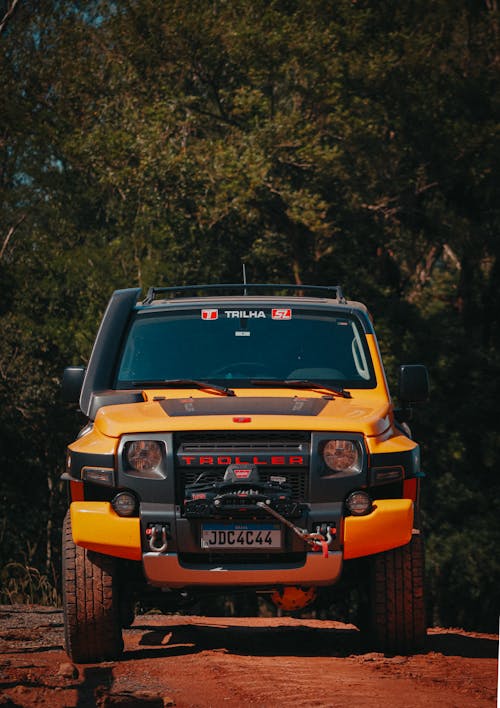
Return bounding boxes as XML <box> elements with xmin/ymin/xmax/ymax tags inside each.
<box><xmin>124</xmin><ymin>622</ymin><xmax>497</xmax><ymax>661</ymax></box>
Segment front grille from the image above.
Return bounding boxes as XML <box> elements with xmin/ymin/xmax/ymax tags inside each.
<box><xmin>175</xmin><ymin>431</ymin><xmax>310</xmax><ymax>511</ymax></box>
<box><xmin>181</xmin><ymin>467</ymin><xmax>308</xmax><ymax>501</ymax></box>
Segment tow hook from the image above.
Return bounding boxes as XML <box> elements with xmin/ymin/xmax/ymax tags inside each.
<box><xmin>255</xmin><ymin>502</ymin><xmax>334</xmax><ymax>558</ymax></box>
<box><xmin>315</xmin><ymin>523</ymin><xmax>335</xmax><ymax>546</ymax></box>
<box><xmin>312</xmin><ymin>524</ymin><xmax>336</xmax><ymax>557</ymax></box>
<box><xmin>147</xmin><ymin>524</ymin><xmax>169</xmax><ymax>553</ymax></box>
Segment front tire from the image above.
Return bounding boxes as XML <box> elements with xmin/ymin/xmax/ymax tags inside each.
<box><xmin>370</xmin><ymin>534</ymin><xmax>426</xmax><ymax>654</ymax></box>
<box><xmin>62</xmin><ymin>511</ymin><xmax>124</xmax><ymax>662</ymax></box>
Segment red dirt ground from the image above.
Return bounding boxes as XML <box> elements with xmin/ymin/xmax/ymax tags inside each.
<box><xmin>0</xmin><ymin>606</ymin><xmax>497</xmax><ymax>707</ymax></box>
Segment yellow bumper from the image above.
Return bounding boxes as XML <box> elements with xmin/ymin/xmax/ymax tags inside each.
<box><xmin>343</xmin><ymin>498</ymin><xmax>414</xmax><ymax>559</ymax></box>
<box><xmin>70</xmin><ymin>502</ymin><xmax>141</xmax><ymax>561</ymax></box>
<box><xmin>69</xmin><ymin>498</ymin><xmax>413</xmax><ymax>566</ymax></box>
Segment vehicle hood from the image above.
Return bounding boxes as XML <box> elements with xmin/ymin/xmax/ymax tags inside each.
<box><xmin>93</xmin><ymin>387</ymin><xmax>392</xmax><ymax>438</ymax></box>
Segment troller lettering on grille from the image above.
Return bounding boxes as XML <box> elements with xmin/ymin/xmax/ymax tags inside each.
<box><xmin>179</xmin><ymin>455</ymin><xmax>305</xmax><ymax>466</ymax></box>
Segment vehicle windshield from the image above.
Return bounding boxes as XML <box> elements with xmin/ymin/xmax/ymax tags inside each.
<box><xmin>116</xmin><ymin>307</ymin><xmax>375</xmax><ymax>388</ymax></box>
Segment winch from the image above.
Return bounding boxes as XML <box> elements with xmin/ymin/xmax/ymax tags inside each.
<box><xmin>183</xmin><ymin>463</ymin><xmax>304</xmax><ymax>518</ymax></box>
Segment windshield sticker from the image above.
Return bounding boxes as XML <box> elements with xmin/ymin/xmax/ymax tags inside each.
<box><xmin>224</xmin><ymin>310</ymin><xmax>266</xmax><ymax>318</ymax></box>
<box><xmin>202</xmin><ymin>309</ymin><xmax>292</xmax><ymax>320</ymax></box>
<box><xmin>201</xmin><ymin>309</ymin><xmax>218</xmax><ymax>320</ymax></box>
<box><xmin>272</xmin><ymin>308</ymin><xmax>292</xmax><ymax>320</ymax></box>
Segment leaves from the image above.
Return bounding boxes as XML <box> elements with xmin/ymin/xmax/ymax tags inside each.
<box><xmin>0</xmin><ymin>0</ymin><xmax>499</xmax><ymax>627</ymax></box>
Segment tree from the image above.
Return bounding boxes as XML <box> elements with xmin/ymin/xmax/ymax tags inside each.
<box><xmin>0</xmin><ymin>0</ymin><xmax>498</xmax><ymax>629</ymax></box>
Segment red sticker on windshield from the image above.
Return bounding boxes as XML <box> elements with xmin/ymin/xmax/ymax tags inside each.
<box><xmin>272</xmin><ymin>308</ymin><xmax>292</xmax><ymax>320</ymax></box>
<box><xmin>202</xmin><ymin>309</ymin><xmax>218</xmax><ymax>320</ymax></box>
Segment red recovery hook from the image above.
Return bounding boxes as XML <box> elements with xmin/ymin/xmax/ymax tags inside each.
<box><xmin>255</xmin><ymin>501</ymin><xmax>332</xmax><ymax>557</ymax></box>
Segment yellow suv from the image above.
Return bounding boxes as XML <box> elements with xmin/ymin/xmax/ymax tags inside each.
<box><xmin>61</xmin><ymin>284</ymin><xmax>429</xmax><ymax>661</ymax></box>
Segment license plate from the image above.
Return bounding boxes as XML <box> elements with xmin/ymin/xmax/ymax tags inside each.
<box><xmin>201</xmin><ymin>522</ymin><xmax>282</xmax><ymax>550</ymax></box>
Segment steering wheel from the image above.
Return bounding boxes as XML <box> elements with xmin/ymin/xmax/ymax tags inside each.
<box><xmin>208</xmin><ymin>362</ymin><xmax>267</xmax><ymax>378</ymax></box>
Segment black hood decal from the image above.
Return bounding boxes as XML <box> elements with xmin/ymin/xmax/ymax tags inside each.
<box><xmin>160</xmin><ymin>396</ymin><xmax>328</xmax><ymax>417</ymax></box>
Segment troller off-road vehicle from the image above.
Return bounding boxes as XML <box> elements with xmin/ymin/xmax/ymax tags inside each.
<box><xmin>61</xmin><ymin>284</ymin><xmax>429</xmax><ymax>662</ymax></box>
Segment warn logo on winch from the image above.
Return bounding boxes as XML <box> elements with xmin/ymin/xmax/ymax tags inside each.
<box><xmin>233</xmin><ymin>468</ymin><xmax>252</xmax><ymax>479</ymax></box>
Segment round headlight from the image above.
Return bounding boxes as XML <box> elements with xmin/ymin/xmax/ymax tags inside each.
<box><xmin>322</xmin><ymin>439</ymin><xmax>361</xmax><ymax>473</ymax></box>
<box><xmin>345</xmin><ymin>490</ymin><xmax>372</xmax><ymax>516</ymax></box>
<box><xmin>112</xmin><ymin>492</ymin><xmax>137</xmax><ymax>517</ymax></box>
<box><xmin>126</xmin><ymin>440</ymin><xmax>162</xmax><ymax>472</ymax></box>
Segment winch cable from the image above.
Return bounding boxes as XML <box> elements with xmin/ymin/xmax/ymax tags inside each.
<box><xmin>255</xmin><ymin>501</ymin><xmax>330</xmax><ymax>557</ymax></box>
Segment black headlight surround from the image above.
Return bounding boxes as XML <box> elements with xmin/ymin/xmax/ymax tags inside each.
<box><xmin>309</xmin><ymin>432</ymin><xmax>368</xmax><ymax>504</ymax></box>
<box><xmin>314</xmin><ymin>433</ymin><xmax>366</xmax><ymax>479</ymax></box>
<box><xmin>119</xmin><ymin>435</ymin><xmax>168</xmax><ymax>480</ymax></box>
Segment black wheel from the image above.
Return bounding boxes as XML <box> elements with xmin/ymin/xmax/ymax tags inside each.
<box><xmin>62</xmin><ymin>511</ymin><xmax>124</xmax><ymax>662</ymax></box>
<box><xmin>370</xmin><ymin>534</ymin><xmax>426</xmax><ymax>654</ymax></box>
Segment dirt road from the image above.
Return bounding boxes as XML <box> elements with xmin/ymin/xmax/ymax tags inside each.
<box><xmin>0</xmin><ymin>606</ymin><xmax>497</xmax><ymax>707</ymax></box>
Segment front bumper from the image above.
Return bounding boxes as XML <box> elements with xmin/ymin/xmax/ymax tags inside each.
<box><xmin>143</xmin><ymin>551</ymin><xmax>343</xmax><ymax>588</ymax></box>
<box><xmin>69</xmin><ymin>497</ymin><xmax>414</xmax><ymax>583</ymax></box>
<box><xmin>343</xmin><ymin>499</ymin><xmax>414</xmax><ymax>559</ymax></box>
<box><xmin>70</xmin><ymin>502</ymin><xmax>142</xmax><ymax>561</ymax></box>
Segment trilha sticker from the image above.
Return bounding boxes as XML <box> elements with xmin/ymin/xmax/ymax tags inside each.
<box><xmin>224</xmin><ymin>310</ymin><xmax>266</xmax><ymax>318</ymax></box>
<box><xmin>203</xmin><ymin>308</ymin><xmax>292</xmax><ymax>320</ymax></box>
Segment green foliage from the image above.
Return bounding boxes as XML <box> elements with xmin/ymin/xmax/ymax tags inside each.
<box><xmin>0</xmin><ymin>0</ymin><xmax>499</xmax><ymax>629</ymax></box>
<box><xmin>0</xmin><ymin>563</ymin><xmax>60</xmax><ymax>606</ymax></box>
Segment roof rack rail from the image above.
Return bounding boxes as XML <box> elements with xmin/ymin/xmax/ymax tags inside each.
<box><xmin>143</xmin><ymin>283</ymin><xmax>347</xmax><ymax>304</ymax></box>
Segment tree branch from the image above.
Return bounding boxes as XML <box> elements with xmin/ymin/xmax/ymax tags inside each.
<box><xmin>0</xmin><ymin>212</ymin><xmax>27</xmax><ymax>260</ymax></box>
<box><xmin>0</xmin><ymin>0</ymin><xmax>20</xmax><ymax>37</ymax></box>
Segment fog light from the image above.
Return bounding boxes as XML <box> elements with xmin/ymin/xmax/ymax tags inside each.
<box><xmin>345</xmin><ymin>491</ymin><xmax>372</xmax><ymax>516</ymax></box>
<box><xmin>112</xmin><ymin>492</ymin><xmax>137</xmax><ymax>517</ymax></box>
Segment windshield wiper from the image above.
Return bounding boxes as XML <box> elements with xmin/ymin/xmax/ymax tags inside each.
<box><xmin>130</xmin><ymin>379</ymin><xmax>236</xmax><ymax>396</ymax></box>
<box><xmin>250</xmin><ymin>379</ymin><xmax>352</xmax><ymax>399</ymax></box>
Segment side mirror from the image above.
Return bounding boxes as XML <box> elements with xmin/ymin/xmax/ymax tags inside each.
<box><xmin>398</xmin><ymin>364</ymin><xmax>429</xmax><ymax>404</ymax></box>
<box><xmin>62</xmin><ymin>366</ymin><xmax>86</xmax><ymax>403</ymax></box>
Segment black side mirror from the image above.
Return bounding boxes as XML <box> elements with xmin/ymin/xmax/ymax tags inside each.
<box><xmin>398</xmin><ymin>364</ymin><xmax>429</xmax><ymax>404</ymax></box>
<box><xmin>62</xmin><ymin>366</ymin><xmax>86</xmax><ymax>403</ymax></box>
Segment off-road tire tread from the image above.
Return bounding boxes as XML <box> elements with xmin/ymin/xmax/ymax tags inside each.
<box><xmin>371</xmin><ymin>534</ymin><xmax>426</xmax><ymax>654</ymax></box>
<box><xmin>62</xmin><ymin>511</ymin><xmax>124</xmax><ymax>662</ymax></box>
